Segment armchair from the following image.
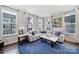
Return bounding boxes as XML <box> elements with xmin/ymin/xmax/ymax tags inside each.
<box><xmin>55</xmin><ymin>31</ymin><xmax>64</xmax><ymax>43</ymax></box>
<box><xmin>28</xmin><ymin>31</ymin><xmax>40</xmax><ymax>42</ymax></box>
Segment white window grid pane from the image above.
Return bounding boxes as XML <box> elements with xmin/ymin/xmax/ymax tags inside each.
<box><xmin>3</xmin><ymin>12</ymin><xmax>16</xmax><ymax>35</ymax></box>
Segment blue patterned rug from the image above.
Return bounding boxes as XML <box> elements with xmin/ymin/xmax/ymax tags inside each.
<box><xmin>18</xmin><ymin>40</ymin><xmax>79</xmax><ymax>54</ymax></box>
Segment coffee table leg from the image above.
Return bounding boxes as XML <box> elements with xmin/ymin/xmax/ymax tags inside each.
<box><xmin>51</xmin><ymin>41</ymin><xmax>56</xmax><ymax>47</ymax></box>
<box><xmin>18</xmin><ymin>37</ymin><xmax>20</xmax><ymax>43</ymax></box>
<box><xmin>25</xmin><ymin>36</ymin><xmax>29</xmax><ymax>42</ymax></box>
<box><xmin>44</xmin><ymin>39</ymin><xmax>46</xmax><ymax>42</ymax></box>
<box><xmin>41</xmin><ymin>38</ymin><xmax>43</xmax><ymax>42</ymax></box>
<box><xmin>41</xmin><ymin>38</ymin><xmax>46</xmax><ymax>42</ymax></box>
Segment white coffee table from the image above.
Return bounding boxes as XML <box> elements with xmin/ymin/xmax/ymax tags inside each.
<box><xmin>40</xmin><ymin>34</ymin><xmax>58</xmax><ymax>47</ymax></box>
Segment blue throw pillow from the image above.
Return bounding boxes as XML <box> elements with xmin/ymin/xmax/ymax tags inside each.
<box><xmin>55</xmin><ymin>32</ymin><xmax>61</xmax><ymax>36</ymax></box>
<box><xmin>32</xmin><ymin>32</ymin><xmax>35</xmax><ymax>35</ymax></box>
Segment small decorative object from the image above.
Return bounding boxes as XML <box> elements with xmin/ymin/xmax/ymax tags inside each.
<box><xmin>19</xmin><ymin>26</ymin><xmax>24</xmax><ymax>35</ymax></box>
<box><xmin>19</xmin><ymin>29</ymin><xmax>24</xmax><ymax>35</ymax></box>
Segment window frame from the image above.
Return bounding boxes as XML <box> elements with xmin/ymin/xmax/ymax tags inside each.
<box><xmin>64</xmin><ymin>14</ymin><xmax>75</xmax><ymax>34</ymax></box>
<box><xmin>2</xmin><ymin>10</ymin><xmax>17</xmax><ymax>36</ymax></box>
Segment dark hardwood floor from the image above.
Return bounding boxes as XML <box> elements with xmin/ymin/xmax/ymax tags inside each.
<box><xmin>0</xmin><ymin>43</ymin><xmax>19</xmax><ymax>54</ymax></box>
<box><xmin>64</xmin><ymin>40</ymin><xmax>79</xmax><ymax>48</ymax></box>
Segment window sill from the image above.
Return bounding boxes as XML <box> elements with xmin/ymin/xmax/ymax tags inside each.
<box><xmin>3</xmin><ymin>33</ymin><xmax>18</xmax><ymax>37</ymax></box>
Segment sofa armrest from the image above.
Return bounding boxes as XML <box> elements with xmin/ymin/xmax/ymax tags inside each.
<box><xmin>57</xmin><ymin>34</ymin><xmax>64</xmax><ymax>43</ymax></box>
<box><xmin>28</xmin><ymin>34</ymin><xmax>40</xmax><ymax>42</ymax></box>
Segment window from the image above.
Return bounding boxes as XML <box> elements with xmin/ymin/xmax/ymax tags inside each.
<box><xmin>2</xmin><ymin>12</ymin><xmax>16</xmax><ymax>35</ymax></box>
<box><xmin>42</xmin><ymin>18</ymin><xmax>47</xmax><ymax>31</ymax></box>
<box><xmin>65</xmin><ymin>15</ymin><xmax>75</xmax><ymax>23</ymax></box>
<box><xmin>65</xmin><ymin>24</ymin><xmax>75</xmax><ymax>33</ymax></box>
<box><xmin>41</xmin><ymin>18</ymin><xmax>52</xmax><ymax>32</ymax></box>
<box><xmin>27</xmin><ymin>16</ymin><xmax>33</xmax><ymax>32</ymax></box>
<box><xmin>64</xmin><ymin>14</ymin><xmax>75</xmax><ymax>33</ymax></box>
<box><xmin>46</xmin><ymin>19</ymin><xmax>52</xmax><ymax>31</ymax></box>
<box><xmin>38</xmin><ymin>19</ymin><xmax>42</xmax><ymax>32</ymax></box>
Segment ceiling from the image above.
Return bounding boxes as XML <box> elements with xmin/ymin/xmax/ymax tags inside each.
<box><xmin>7</xmin><ymin>5</ymin><xmax>78</xmax><ymax>17</ymax></box>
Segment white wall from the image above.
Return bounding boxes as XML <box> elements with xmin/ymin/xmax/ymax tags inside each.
<box><xmin>0</xmin><ymin>7</ymin><xmax>3</xmax><ymax>41</ymax></box>
<box><xmin>17</xmin><ymin>11</ymin><xmax>27</xmax><ymax>34</ymax></box>
<box><xmin>3</xmin><ymin>35</ymin><xmax>18</xmax><ymax>45</ymax></box>
<box><xmin>0</xmin><ymin>6</ymin><xmax>27</xmax><ymax>45</ymax></box>
<box><xmin>75</xmin><ymin>8</ymin><xmax>79</xmax><ymax>43</ymax></box>
<box><xmin>32</xmin><ymin>16</ymin><xmax>38</xmax><ymax>32</ymax></box>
